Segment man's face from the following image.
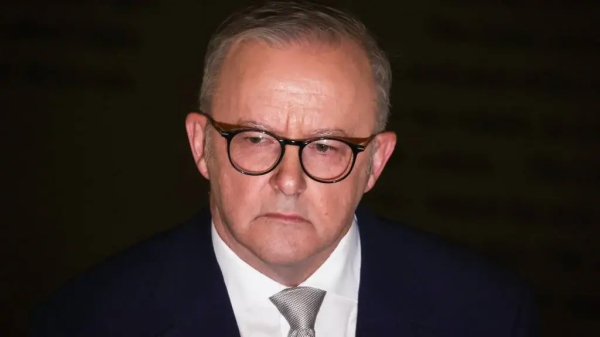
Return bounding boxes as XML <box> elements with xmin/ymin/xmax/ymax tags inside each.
<box><xmin>187</xmin><ymin>39</ymin><xmax>395</xmax><ymax>271</ymax></box>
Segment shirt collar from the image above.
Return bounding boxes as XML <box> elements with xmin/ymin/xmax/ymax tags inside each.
<box><xmin>212</xmin><ymin>216</ymin><xmax>361</xmax><ymax>307</ymax></box>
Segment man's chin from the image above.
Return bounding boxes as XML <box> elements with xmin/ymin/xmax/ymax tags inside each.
<box><xmin>255</xmin><ymin>246</ymin><xmax>315</xmax><ymax>269</ymax></box>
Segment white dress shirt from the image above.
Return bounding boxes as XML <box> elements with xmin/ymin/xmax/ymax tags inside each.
<box><xmin>212</xmin><ymin>217</ymin><xmax>361</xmax><ymax>337</ymax></box>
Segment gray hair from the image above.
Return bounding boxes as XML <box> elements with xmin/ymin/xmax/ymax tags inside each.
<box><xmin>199</xmin><ymin>0</ymin><xmax>392</xmax><ymax>132</ymax></box>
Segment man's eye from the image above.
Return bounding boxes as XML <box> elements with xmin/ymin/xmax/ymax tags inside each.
<box><xmin>244</xmin><ymin>135</ymin><xmax>274</xmax><ymax>145</ymax></box>
<box><xmin>311</xmin><ymin>142</ymin><xmax>339</xmax><ymax>153</ymax></box>
<box><xmin>247</xmin><ymin>137</ymin><xmax>264</xmax><ymax>144</ymax></box>
<box><xmin>315</xmin><ymin>143</ymin><xmax>331</xmax><ymax>152</ymax></box>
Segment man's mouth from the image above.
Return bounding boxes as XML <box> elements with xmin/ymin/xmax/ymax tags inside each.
<box><xmin>262</xmin><ymin>212</ymin><xmax>308</xmax><ymax>223</ymax></box>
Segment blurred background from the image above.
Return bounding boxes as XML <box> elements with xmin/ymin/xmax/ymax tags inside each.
<box><xmin>1</xmin><ymin>0</ymin><xmax>598</xmax><ymax>336</ymax></box>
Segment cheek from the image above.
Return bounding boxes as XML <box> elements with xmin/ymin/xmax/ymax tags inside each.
<box><xmin>209</xmin><ymin>155</ymin><xmax>268</xmax><ymax>219</ymax></box>
<box><xmin>307</xmin><ymin>180</ymin><xmax>360</xmax><ymax>226</ymax></box>
<box><xmin>209</xmin><ymin>143</ymin><xmax>245</xmax><ymax>193</ymax></box>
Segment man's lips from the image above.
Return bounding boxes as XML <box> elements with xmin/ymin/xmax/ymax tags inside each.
<box><xmin>261</xmin><ymin>213</ymin><xmax>308</xmax><ymax>223</ymax></box>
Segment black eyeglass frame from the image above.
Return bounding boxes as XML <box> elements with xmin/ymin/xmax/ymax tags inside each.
<box><xmin>198</xmin><ymin>112</ymin><xmax>377</xmax><ymax>183</ymax></box>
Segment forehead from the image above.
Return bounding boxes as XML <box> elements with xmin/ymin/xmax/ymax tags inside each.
<box><xmin>212</xmin><ymin>39</ymin><xmax>377</xmax><ymax>135</ymax></box>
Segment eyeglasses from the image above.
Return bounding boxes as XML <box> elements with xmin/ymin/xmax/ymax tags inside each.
<box><xmin>199</xmin><ymin>112</ymin><xmax>377</xmax><ymax>183</ymax></box>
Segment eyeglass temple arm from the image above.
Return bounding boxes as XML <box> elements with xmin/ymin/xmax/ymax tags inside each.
<box><xmin>197</xmin><ymin>111</ymin><xmax>237</xmax><ymax>134</ymax></box>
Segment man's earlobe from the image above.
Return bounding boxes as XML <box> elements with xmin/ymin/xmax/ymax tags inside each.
<box><xmin>185</xmin><ymin>112</ymin><xmax>210</xmax><ymax>180</ymax></box>
<box><xmin>364</xmin><ymin>132</ymin><xmax>397</xmax><ymax>193</ymax></box>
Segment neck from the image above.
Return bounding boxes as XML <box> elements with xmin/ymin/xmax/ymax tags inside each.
<box><xmin>259</xmin><ymin>258</ymin><xmax>324</xmax><ymax>287</ymax></box>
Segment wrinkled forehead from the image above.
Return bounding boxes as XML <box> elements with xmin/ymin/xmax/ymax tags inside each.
<box><xmin>212</xmin><ymin>39</ymin><xmax>378</xmax><ymax>136</ymax></box>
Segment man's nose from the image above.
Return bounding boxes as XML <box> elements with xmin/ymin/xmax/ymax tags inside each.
<box><xmin>269</xmin><ymin>146</ymin><xmax>307</xmax><ymax>196</ymax></box>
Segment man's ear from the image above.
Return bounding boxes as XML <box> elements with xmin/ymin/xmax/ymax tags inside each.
<box><xmin>364</xmin><ymin>132</ymin><xmax>397</xmax><ymax>193</ymax></box>
<box><xmin>185</xmin><ymin>112</ymin><xmax>210</xmax><ymax>180</ymax></box>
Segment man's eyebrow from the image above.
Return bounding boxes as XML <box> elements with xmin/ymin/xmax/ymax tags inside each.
<box><xmin>234</xmin><ymin>119</ymin><xmax>349</xmax><ymax>138</ymax></box>
<box><xmin>308</xmin><ymin>128</ymin><xmax>348</xmax><ymax>137</ymax></box>
<box><xmin>235</xmin><ymin>120</ymin><xmax>273</xmax><ymax>130</ymax></box>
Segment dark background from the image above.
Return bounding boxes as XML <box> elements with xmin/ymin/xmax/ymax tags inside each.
<box><xmin>1</xmin><ymin>0</ymin><xmax>599</xmax><ymax>336</ymax></box>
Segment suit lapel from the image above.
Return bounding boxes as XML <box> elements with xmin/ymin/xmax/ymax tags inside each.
<box><xmin>354</xmin><ymin>207</ymin><xmax>437</xmax><ymax>337</ymax></box>
<box><xmin>157</xmin><ymin>209</ymin><xmax>241</xmax><ymax>337</ymax></box>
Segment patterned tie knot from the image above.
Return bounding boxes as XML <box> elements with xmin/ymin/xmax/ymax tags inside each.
<box><xmin>290</xmin><ymin>328</ymin><xmax>316</xmax><ymax>337</ymax></box>
<box><xmin>269</xmin><ymin>286</ymin><xmax>326</xmax><ymax>336</ymax></box>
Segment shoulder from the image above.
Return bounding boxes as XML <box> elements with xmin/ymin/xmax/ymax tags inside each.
<box><xmin>30</xmin><ymin>210</ymin><xmax>213</xmax><ymax>337</ymax></box>
<box><xmin>358</xmin><ymin>207</ymin><xmax>527</xmax><ymax>291</ymax></box>
<box><xmin>357</xmin><ymin>208</ymin><xmax>538</xmax><ymax>334</ymax></box>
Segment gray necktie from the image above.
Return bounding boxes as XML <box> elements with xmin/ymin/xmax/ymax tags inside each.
<box><xmin>269</xmin><ymin>286</ymin><xmax>327</xmax><ymax>337</ymax></box>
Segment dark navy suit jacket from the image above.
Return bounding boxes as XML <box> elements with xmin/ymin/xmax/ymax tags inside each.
<box><xmin>31</xmin><ymin>207</ymin><xmax>539</xmax><ymax>336</ymax></box>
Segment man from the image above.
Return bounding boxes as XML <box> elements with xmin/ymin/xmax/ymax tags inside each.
<box><xmin>31</xmin><ymin>1</ymin><xmax>539</xmax><ymax>336</ymax></box>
